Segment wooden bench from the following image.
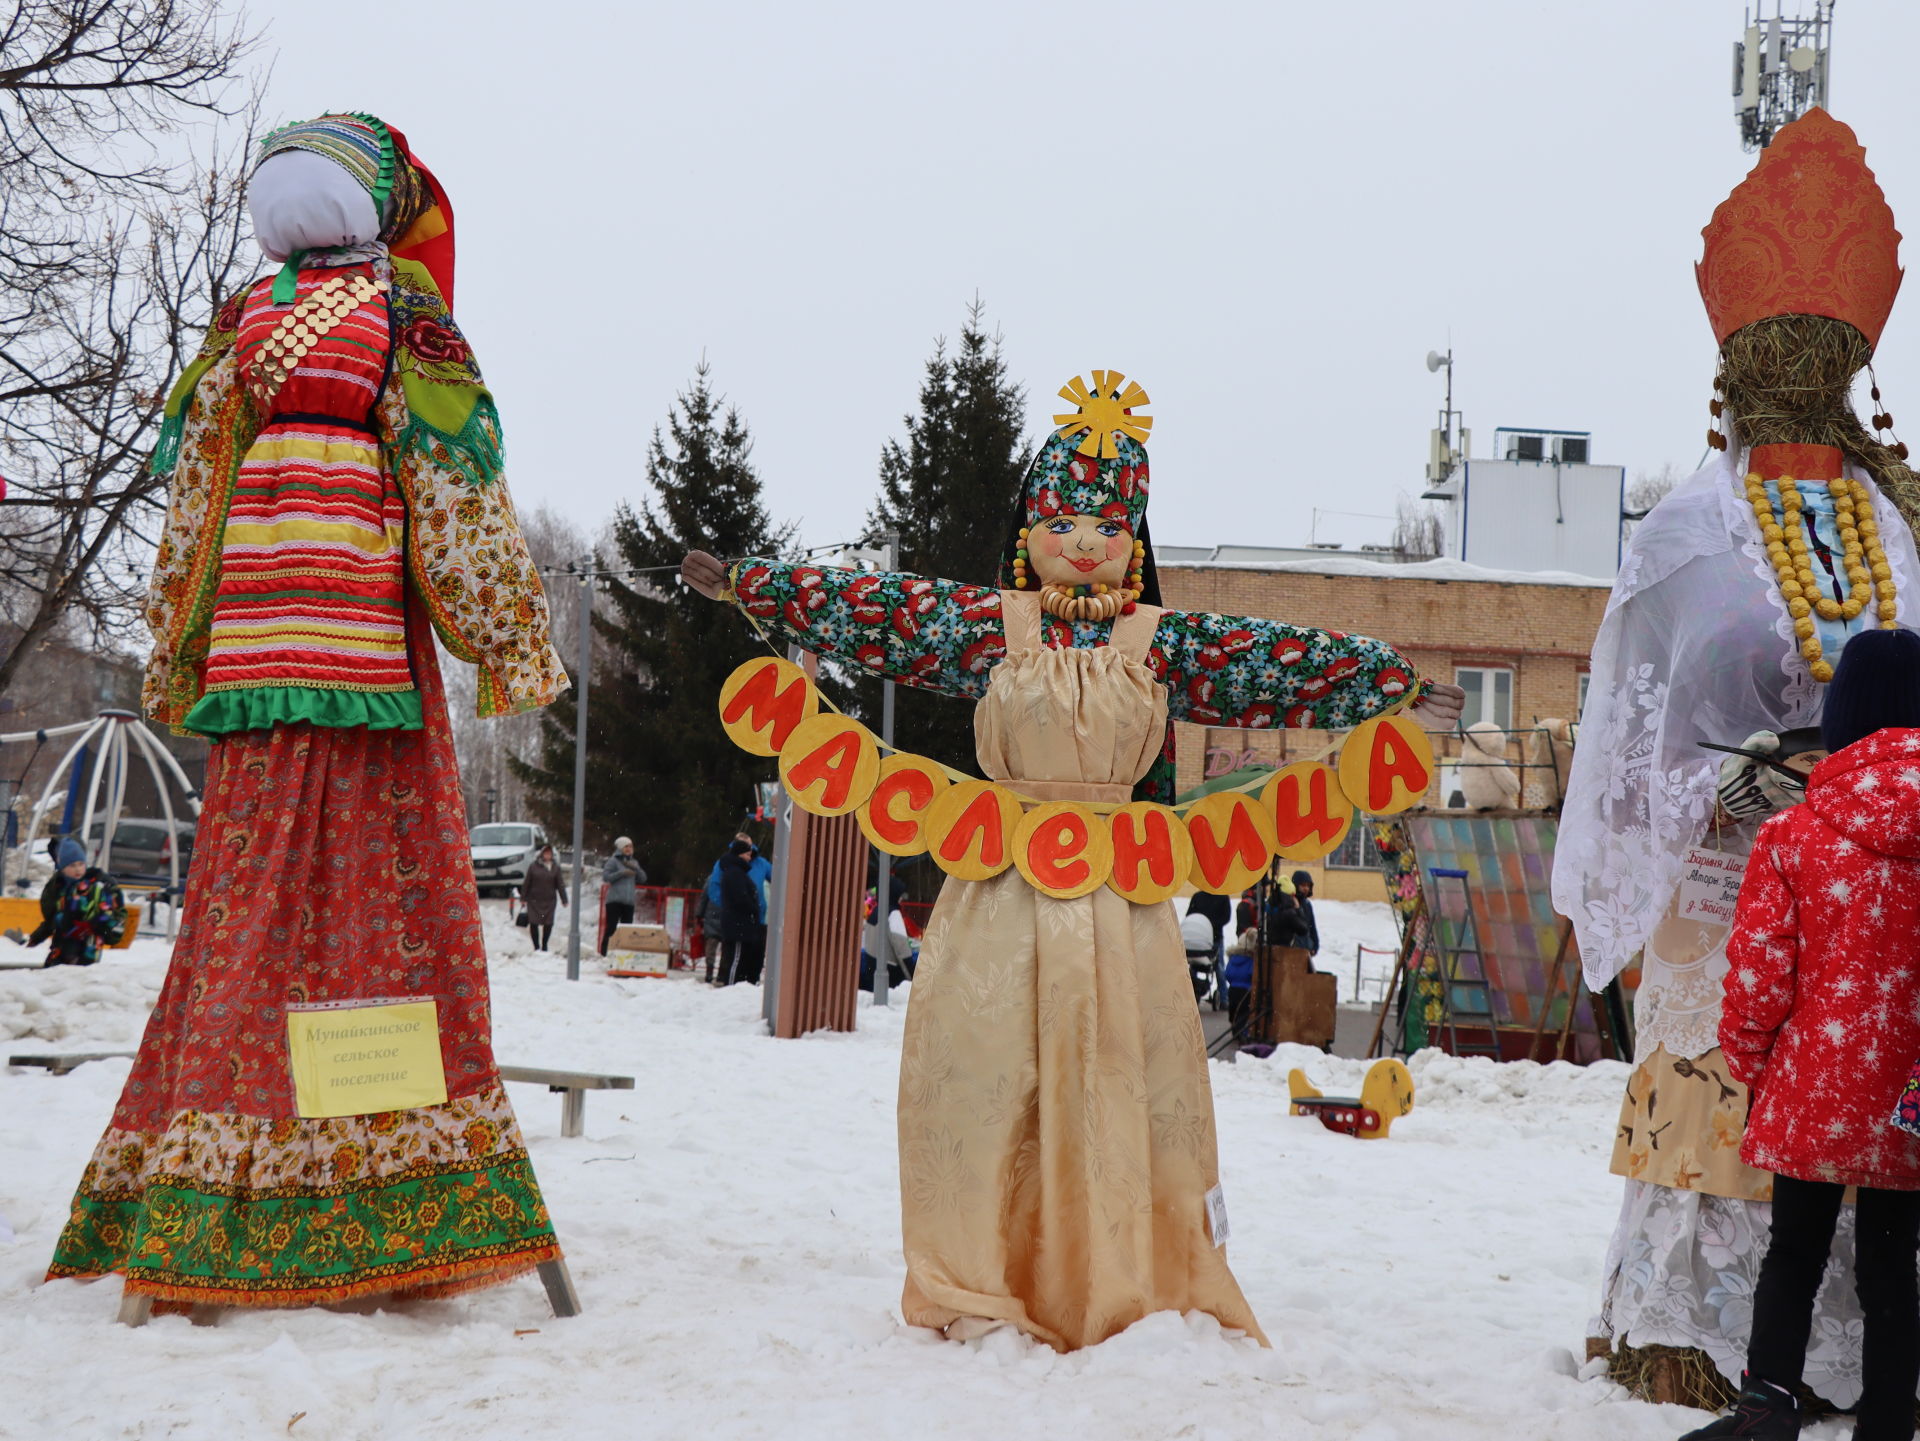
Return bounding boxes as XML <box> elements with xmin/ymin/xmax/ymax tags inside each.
<box><xmin>497</xmin><ymin>1065</ymin><xmax>634</xmax><ymax>1138</ymax></box>
<box><xmin>9</xmin><ymin>1050</ymin><xmax>136</xmax><ymax>1075</ymax></box>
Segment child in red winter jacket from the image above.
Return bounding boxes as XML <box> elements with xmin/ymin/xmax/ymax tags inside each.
<box><xmin>1682</xmin><ymin>629</ymin><xmax>1920</xmax><ymax>1441</ymax></box>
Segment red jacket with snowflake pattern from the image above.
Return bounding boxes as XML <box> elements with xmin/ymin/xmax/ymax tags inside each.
<box><xmin>1721</xmin><ymin>726</ymin><xmax>1920</xmax><ymax>1189</ymax></box>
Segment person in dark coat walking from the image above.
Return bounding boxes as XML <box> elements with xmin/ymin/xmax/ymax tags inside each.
<box><xmin>714</xmin><ymin>840</ymin><xmax>760</xmax><ymax>986</ymax></box>
<box><xmin>521</xmin><ymin>845</ymin><xmax>567</xmax><ymax>952</ymax></box>
<box><xmin>1682</xmin><ymin>630</ymin><xmax>1920</xmax><ymax>1441</ymax></box>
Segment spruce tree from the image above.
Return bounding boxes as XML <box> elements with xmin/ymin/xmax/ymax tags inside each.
<box><xmin>513</xmin><ymin>362</ymin><xmax>790</xmax><ymax>885</ymax></box>
<box><xmin>868</xmin><ymin>299</ymin><xmax>1031</xmax><ymax>776</ymax></box>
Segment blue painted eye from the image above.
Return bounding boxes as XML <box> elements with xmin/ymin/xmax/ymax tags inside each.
<box><xmin>1096</xmin><ymin>522</ymin><xmax>1123</xmax><ymax>537</ymax></box>
<box><xmin>1045</xmin><ymin>518</ymin><xmax>1075</xmax><ymax>533</ymax></box>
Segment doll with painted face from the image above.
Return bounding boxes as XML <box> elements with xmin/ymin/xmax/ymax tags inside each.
<box><xmin>683</xmin><ymin>376</ymin><xmax>1461</xmax><ymax>1352</ymax></box>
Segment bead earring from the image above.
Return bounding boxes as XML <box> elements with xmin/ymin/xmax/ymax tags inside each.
<box><xmin>1013</xmin><ymin>526</ymin><xmax>1031</xmax><ymax>589</ymax></box>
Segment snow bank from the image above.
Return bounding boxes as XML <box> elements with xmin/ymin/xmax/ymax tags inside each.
<box><xmin>0</xmin><ymin>900</ymin><xmax>1814</xmax><ymax>1441</ymax></box>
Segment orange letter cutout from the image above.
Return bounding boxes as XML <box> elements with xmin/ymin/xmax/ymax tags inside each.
<box><xmin>719</xmin><ymin>657</ymin><xmax>818</xmax><ymax>756</ymax></box>
<box><xmin>1014</xmin><ymin>803</ymin><xmax>1112</xmax><ymax>900</ymax></box>
<box><xmin>857</xmin><ymin>755</ymin><xmax>950</xmax><ymax>856</ymax></box>
<box><xmin>1264</xmin><ymin>761</ymin><xmax>1352</xmax><ymax>861</ymax></box>
<box><xmin>1185</xmin><ymin>791</ymin><xmax>1277</xmax><ymax>895</ymax></box>
<box><xmin>778</xmin><ymin>714</ymin><xmax>880</xmax><ymax>816</ymax></box>
<box><xmin>925</xmin><ymin>781</ymin><xmax>1021</xmax><ymax>880</ymax></box>
<box><xmin>1108</xmin><ymin>802</ymin><xmax>1193</xmax><ymax>906</ymax></box>
<box><xmin>1338</xmin><ymin>715</ymin><xmax>1435</xmax><ymax>816</ymax></box>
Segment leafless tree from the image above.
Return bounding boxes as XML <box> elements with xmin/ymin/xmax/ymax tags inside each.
<box><xmin>1391</xmin><ymin>495</ymin><xmax>1446</xmax><ymax>561</ymax></box>
<box><xmin>0</xmin><ymin>126</ymin><xmax>257</xmax><ymax>692</ymax></box>
<box><xmin>1621</xmin><ymin>462</ymin><xmax>1684</xmax><ymax>547</ymax></box>
<box><xmin>440</xmin><ymin>507</ymin><xmax>617</xmax><ymax>827</ymax></box>
<box><xmin>0</xmin><ymin>0</ymin><xmax>263</xmax><ymax>694</ymax></box>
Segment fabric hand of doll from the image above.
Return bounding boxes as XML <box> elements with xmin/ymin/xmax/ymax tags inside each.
<box><xmin>1715</xmin><ymin>730</ymin><xmax>1804</xmax><ymax>820</ymax></box>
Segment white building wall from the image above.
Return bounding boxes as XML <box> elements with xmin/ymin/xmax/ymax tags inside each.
<box><xmin>1451</xmin><ymin>458</ymin><xmax>1624</xmax><ymax>578</ymax></box>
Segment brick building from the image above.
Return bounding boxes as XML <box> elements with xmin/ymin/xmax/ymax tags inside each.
<box><xmin>1154</xmin><ymin>550</ymin><xmax>1611</xmax><ymax>902</ymax></box>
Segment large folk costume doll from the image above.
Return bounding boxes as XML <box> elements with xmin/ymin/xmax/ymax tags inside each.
<box><xmin>681</xmin><ymin>377</ymin><xmax>1462</xmax><ymax>1352</ymax></box>
<box><xmin>1554</xmin><ymin>110</ymin><xmax>1920</xmax><ymax>1407</ymax></box>
<box><xmin>45</xmin><ymin>115</ymin><xmax>572</xmax><ymax>1312</ymax></box>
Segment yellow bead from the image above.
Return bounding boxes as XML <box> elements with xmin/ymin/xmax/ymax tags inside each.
<box><xmin>1882</xmin><ymin>601</ymin><xmax>1900</xmax><ymax>621</ymax></box>
<box><xmin>1795</xmin><ymin>616</ymin><xmax>1817</xmax><ymax>638</ymax></box>
<box><xmin>1779</xmin><ymin>580</ymin><xmax>1802</xmax><ymax>600</ymax></box>
<box><xmin>1816</xmin><ymin>598</ymin><xmax>1843</xmax><ymax>620</ymax></box>
<box><xmin>1788</xmin><ymin>597</ymin><xmax>1811</xmax><ymax>617</ymax></box>
<box><xmin>1761</xmin><ymin>523</ymin><xmax>1783</xmax><ymax>543</ymax></box>
<box><xmin>1873</xmin><ymin>562</ymin><xmax>1892</xmax><ymax>581</ymax></box>
<box><xmin>1829</xmin><ymin>478</ymin><xmax>1850</xmax><ymax>495</ymax></box>
<box><xmin>1802</xmin><ymin>638</ymin><xmax>1824</xmax><ymax>661</ymax></box>
<box><xmin>1811</xmin><ymin>661</ymin><xmax>1835</xmax><ymax>682</ymax></box>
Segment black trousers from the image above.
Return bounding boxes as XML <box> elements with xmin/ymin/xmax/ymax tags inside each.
<box><xmin>1748</xmin><ymin>1173</ymin><xmax>1920</xmax><ymax>1440</ymax></box>
<box><xmin>600</xmin><ymin>901</ymin><xmax>635</xmax><ymax>956</ymax></box>
<box><xmin>736</xmin><ymin>924</ymin><xmax>767</xmax><ymax>986</ymax></box>
<box><xmin>715</xmin><ymin>934</ymin><xmax>744</xmax><ymax>985</ymax></box>
<box><xmin>529</xmin><ymin>921</ymin><xmax>551</xmax><ymax>951</ymax></box>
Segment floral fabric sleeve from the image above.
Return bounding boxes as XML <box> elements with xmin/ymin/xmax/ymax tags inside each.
<box><xmin>1148</xmin><ymin>610</ymin><xmax>1423</xmax><ymax>729</ymax></box>
<box><xmin>730</xmin><ymin>559</ymin><xmax>1008</xmax><ymax>699</ymax></box>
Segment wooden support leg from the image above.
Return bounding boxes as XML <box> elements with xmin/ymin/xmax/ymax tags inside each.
<box><xmin>559</xmin><ymin>1087</ymin><xmax>585</xmax><ymax>1138</ymax></box>
<box><xmin>117</xmin><ymin>1289</ymin><xmax>153</xmax><ymax>1327</ymax></box>
<box><xmin>538</xmin><ymin>1257</ymin><xmax>582</xmax><ymax>1318</ymax></box>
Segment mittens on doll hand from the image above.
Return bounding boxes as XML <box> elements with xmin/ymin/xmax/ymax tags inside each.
<box><xmin>1716</xmin><ymin>730</ymin><xmax>1805</xmax><ymax>820</ymax></box>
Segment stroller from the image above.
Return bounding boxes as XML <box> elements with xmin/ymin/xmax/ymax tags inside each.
<box><xmin>1180</xmin><ymin>912</ymin><xmax>1224</xmax><ymax>1009</ymax></box>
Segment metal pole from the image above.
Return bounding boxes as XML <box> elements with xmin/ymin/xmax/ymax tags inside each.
<box><xmin>566</xmin><ymin>562</ymin><xmax>592</xmax><ymax>981</ymax></box>
<box><xmin>870</xmin><ymin>529</ymin><xmax>901</xmax><ymax>1007</ymax></box>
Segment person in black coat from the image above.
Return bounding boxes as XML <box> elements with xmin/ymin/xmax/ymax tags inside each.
<box><xmin>714</xmin><ymin>840</ymin><xmax>760</xmax><ymax>986</ymax></box>
<box><xmin>1289</xmin><ymin>870</ymin><xmax>1320</xmax><ymax>957</ymax></box>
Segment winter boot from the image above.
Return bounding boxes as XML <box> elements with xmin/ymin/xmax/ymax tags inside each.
<box><xmin>1677</xmin><ymin>1374</ymin><xmax>1800</xmax><ymax>1440</ymax></box>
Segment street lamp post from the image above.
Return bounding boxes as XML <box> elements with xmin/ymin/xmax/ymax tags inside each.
<box><xmin>565</xmin><ymin>559</ymin><xmax>592</xmax><ymax>982</ymax></box>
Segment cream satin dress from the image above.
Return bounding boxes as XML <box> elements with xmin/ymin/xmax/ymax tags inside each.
<box><xmin>896</xmin><ymin>590</ymin><xmax>1268</xmax><ymax>1351</ymax></box>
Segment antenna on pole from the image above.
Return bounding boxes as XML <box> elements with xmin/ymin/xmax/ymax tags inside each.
<box><xmin>1733</xmin><ymin>2</ymin><xmax>1834</xmax><ymax>151</ymax></box>
<box><xmin>1422</xmin><ymin>349</ymin><xmax>1466</xmax><ymax>498</ymax></box>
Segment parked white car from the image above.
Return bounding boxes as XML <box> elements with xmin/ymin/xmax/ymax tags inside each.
<box><xmin>469</xmin><ymin>822</ymin><xmax>548</xmax><ymax>897</ymax></box>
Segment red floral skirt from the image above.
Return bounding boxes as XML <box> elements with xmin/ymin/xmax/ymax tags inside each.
<box><xmin>48</xmin><ymin>626</ymin><xmax>560</xmax><ymax>1307</ymax></box>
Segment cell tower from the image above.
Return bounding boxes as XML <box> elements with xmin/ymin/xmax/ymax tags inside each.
<box><xmin>1733</xmin><ymin>3</ymin><xmax>1834</xmax><ymax>150</ymax></box>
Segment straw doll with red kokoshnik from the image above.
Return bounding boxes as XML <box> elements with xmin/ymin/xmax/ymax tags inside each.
<box><xmin>682</xmin><ymin>376</ymin><xmax>1465</xmax><ymax>1352</ymax></box>
<box><xmin>44</xmin><ymin>114</ymin><xmax>572</xmax><ymax>1312</ymax></box>
<box><xmin>1555</xmin><ymin>109</ymin><xmax>1920</xmax><ymax>1410</ymax></box>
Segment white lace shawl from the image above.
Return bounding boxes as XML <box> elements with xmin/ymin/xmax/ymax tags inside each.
<box><xmin>1552</xmin><ymin>447</ymin><xmax>1919</xmax><ymax>1007</ymax></box>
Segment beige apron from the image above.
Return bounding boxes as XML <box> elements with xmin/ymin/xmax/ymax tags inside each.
<box><xmin>897</xmin><ymin>591</ymin><xmax>1268</xmax><ymax>1351</ymax></box>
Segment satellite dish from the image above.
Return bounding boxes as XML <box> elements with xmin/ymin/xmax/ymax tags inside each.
<box><xmin>1425</xmin><ymin>350</ymin><xmax>1448</xmax><ymax>373</ymax></box>
<box><xmin>1788</xmin><ymin>45</ymin><xmax>1817</xmax><ymax>73</ymax></box>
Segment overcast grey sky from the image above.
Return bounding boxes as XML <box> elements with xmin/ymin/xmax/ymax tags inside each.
<box><xmin>247</xmin><ymin>0</ymin><xmax>1920</xmax><ymax>555</ymax></box>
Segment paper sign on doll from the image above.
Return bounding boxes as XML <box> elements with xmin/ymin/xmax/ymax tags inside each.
<box><xmin>1677</xmin><ymin>846</ymin><xmax>1748</xmax><ymax>925</ymax></box>
<box><xmin>287</xmin><ymin>998</ymin><xmax>447</xmax><ymax>1119</ymax></box>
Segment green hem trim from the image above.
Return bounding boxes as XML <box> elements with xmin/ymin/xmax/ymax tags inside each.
<box><xmin>181</xmin><ymin>685</ymin><xmax>423</xmax><ymax>736</ymax></box>
<box><xmin>50</xmin><ymin>1157</ymin><xmax>555</xmax><ymax>1288</ymax></box>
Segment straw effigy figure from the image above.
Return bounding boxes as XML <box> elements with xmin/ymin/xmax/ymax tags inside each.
<box><xmin>682</xmin><ymin>373</ymin><xmax>1465</xmax><ymax>1351</ymax></box>
<box><xmin>1554</xmin><ymin>109</ymin><xmax>1920</xmax><ymax>1410</ymax></box>
<box><xmin>44</xmin><ymin>114</ymin><xmax>571</xmax><ymax>1313</ymax></box>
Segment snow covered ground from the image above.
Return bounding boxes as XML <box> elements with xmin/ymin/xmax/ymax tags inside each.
<box><xmin>0</xmin><ymin>900</ymin><xmax>1828</xmax><ymax>1441</ymax></box>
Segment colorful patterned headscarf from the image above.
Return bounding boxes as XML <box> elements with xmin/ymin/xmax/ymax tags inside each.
<box><xmin>996</xmin><ymin>372</ymin><xmax>1157</xmax><ymax>594</ymax></box>
<box><xmin>255</xmin><ymin>113</ymin><xmax>450</xmax><ymax>304</ymax></box>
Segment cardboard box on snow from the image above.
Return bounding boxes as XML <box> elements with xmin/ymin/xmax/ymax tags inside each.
<box><xmin>606</xmin><ymin>923</ymin><xmax>671</xmax><ymax>976</ymax></box>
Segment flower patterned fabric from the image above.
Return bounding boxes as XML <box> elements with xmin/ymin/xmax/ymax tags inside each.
<box><xmin>1611</xmin><ymin>1046</ymin><xmax>1771</xmax><ymax>1201</ymax></box>
<box><xmin>1896</xmin><ymin>1061</ymin><xmax>1920</xmax><ymax>1137</ymax></box>
<box><xmin>48</xmin><ymin>607</ymin><xmax>561</xmax><ymax>1306</ymax></box>
<box><xmin>143</xmin><ymin>250</ymin><xmax>566</xmax><ymax>725</ymax></box>
<box><xmin>729</xmin><ymin>561</ymin><xmax>1419</xmax><ymax>731</ymax></box>
<box><xmin>1597</xmin><ymin>1180</ymin><xmax>1882</xmax><ymax>1410</ymax></box>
